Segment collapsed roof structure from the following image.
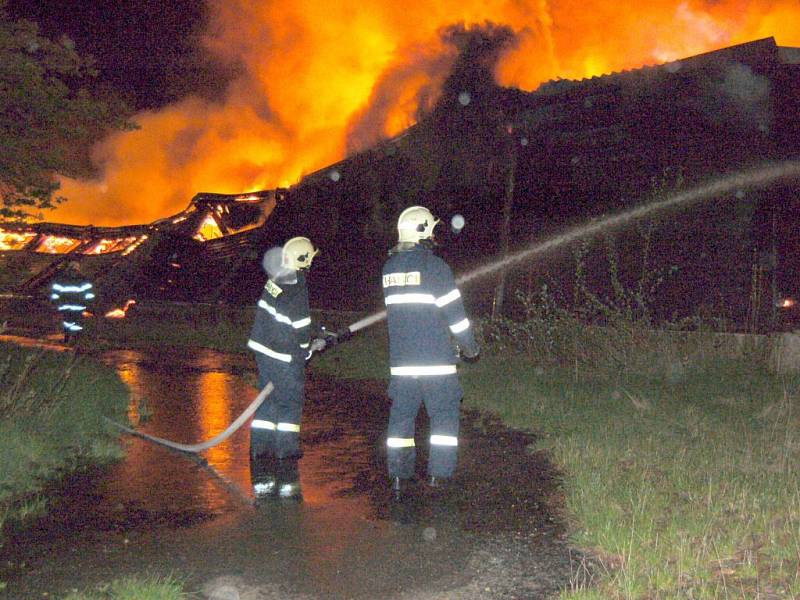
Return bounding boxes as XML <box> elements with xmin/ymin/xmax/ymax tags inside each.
<box><xmin>0</xmin><ymin>190</ymin><xmax>276</xmax><ymax>308</ymax></box>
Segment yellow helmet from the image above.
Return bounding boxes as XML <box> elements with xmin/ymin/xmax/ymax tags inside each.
<box><xmin>282</xmin><ymin>236</ymin><xmax>318</xmax><ymax>270</ymax></box>
<box><xmin>397</xmin><ymin>206</ymin><xmax>440</xmax><ymax>243</ymax></box>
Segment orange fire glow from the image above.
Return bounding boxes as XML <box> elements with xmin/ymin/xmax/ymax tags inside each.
<box><xmin>104</xmin><ymin>299</ymin><xmax>136</xmax><ymax>319</ymax></box>
<box><xmin>193</xmin><ymin>213</ymin><xmax>223</xmax><ymax>242</ymax></box>
<box><xmin>49</xmin><ymin>0</ymin><xmax>800</xmax><ymax>226</ymax></box>
<box><xmin>34</xmin><ymin>235</ymin><xmax>82</xmax><ymax>254</ymax></box>
<box><xmin>0</xmin><ymin>229</ymin><xmax>38</xmax><ymax>251</ymax></box>
<box><xmin>82</xmin><ymin>236</ymin><xmax>139</xmax><ymax>255</ymax></box>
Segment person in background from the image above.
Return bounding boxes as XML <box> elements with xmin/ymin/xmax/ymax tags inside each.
<box><xmin>381</xmin><ymin>206</ymin><xmax>480</xmax><ymax>497</ymax></box>
<box><xmin>247</xmin><ymin>237</ymin><xmax>325</xmax><ymax>464</ymax></box>
<box><xmin>49</xmin><ymin>260</ymin><xmax>95</xmax><ymax>344</ymax></box>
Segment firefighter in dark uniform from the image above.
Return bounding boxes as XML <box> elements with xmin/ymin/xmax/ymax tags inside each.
<box><xmin>247</xmin><ymin>237</ymin><xmax>324</xmax><ymax>463</ymax></box>
<box><xmin>382</xmin><ymin>206</ymin><xmax>480</xmax><ymax>494</ymax></box>
<box><xmin>49</xmin><ymin>260</ymin><xmax>95</xmax><ymax>344</ymax></box>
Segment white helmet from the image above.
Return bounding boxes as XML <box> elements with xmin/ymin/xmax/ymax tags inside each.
<box><xmin>397</xmin><ymin>206</ymin><xmax>440</xmax><ymax>243</ymax></box>
<box><xmin>282</xmin><ymin>236</ymin><xmax>318</xmax><ymax>270</ymax></box>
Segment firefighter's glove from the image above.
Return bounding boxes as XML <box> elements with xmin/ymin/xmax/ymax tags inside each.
<box><xmin>461</xmin><ymin>346</ymin><xmax>480</xmax><ymax>364</ymax></box>
<box><xmin>320</xmin><ymin>326</ymin><xmax>340</xmax><ymax>347</ymax></box>
<box><xmin>335</xmin><ymin>327</ymin><xmax>353</xmax><ymax>344</ymax></box>
<box><xmin>310</xmin><ymin>337</ymin><xmax>327</xmax><ymax>353</ymax></box>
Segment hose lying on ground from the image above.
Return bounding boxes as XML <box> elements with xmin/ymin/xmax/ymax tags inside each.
<box><xmin>102</xmin><ymin>320</ymin><xmax>361</xmax><ymax>454</ymax></box>
<box><xmin>104</xmin><ymin>382</ymin><xmax>274</xmax><ymax>454</ymax></box>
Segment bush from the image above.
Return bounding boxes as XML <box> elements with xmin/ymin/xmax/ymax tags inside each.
<box><xmin>477</xmin><ymin>230</ymin><xmax>756</xmax><ymax>380</ymax></box>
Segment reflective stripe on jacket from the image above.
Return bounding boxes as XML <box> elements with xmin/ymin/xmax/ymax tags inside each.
<box><xmin>247</xmin><ymin>272</ymin><xmax>311</xmax><ymax>364</ymax></box>
<box><xmin>50</xmin><ymin>271</ymin><xmax>94</xmax><ymax>314</ymax></box>
<box><xmin>382</xmin><ymin>245</ymin><xmax>477</xmax><ymax>374</ymax></box>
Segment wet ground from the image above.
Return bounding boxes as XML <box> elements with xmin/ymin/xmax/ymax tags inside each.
<box><xmin>0</xmin><ymin>346</ymin><xmax>584</xmax><ymax>599</ymax></box>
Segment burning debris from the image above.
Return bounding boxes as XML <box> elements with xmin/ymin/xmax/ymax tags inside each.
<box><xmin>0</xmin><ymin>190</ymin><xmax>272</xmax><ymax>257</ymax></box>
<box><xmin>104</xmin><ymin>299</ymin><xmax>136</xmax><ymax>319</ymax></box>
<box><xmin>0</xmin><ymin>190</ymin><xmax>277</xmax><ymax>307</ymax></box>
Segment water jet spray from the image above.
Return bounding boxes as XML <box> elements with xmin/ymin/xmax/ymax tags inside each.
<box><xmin>344</xmin><ymin>161</ymin><xmax>800</xmax><ymax>335</ymax></box>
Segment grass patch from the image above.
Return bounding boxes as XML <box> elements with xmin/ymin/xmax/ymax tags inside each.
<box><xmin>63</xmin><ymin>574</ymin><xmax>188</xmax><ymax>600</ymax></box>
<box><xmin>461</xmin><ymin>356</ymin><xmax>800</xmax><ymax>599</ymax></box>
<box><xmin>0</xmin><ymin>342</ymin><xmax>129</xmax><ymax>539</ymax></box>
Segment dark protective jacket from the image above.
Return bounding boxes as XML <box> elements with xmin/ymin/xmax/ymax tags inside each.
<box><xmin>50</xmin><ymin>267</ymin><xmax>95</xmax><ymax>329</ymax></box>
<box><xmin>247</xmin><ymin>271</ymin><xmax>311</xmax><ymax>365</ymax></box>
<box><xmin>382</xmin><ymin>244</ymin><xmax>478</xmax><ymax>376</ymax></box>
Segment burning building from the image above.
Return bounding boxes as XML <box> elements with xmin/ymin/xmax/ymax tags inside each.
<box><xmin>0</xmin><ymin>190</ymin><xmax>276</xmax><ymax>311</ymax></box>
<box><xmin>1</xmin><ymin>37</ymin><xmax>799</xmax><ymax>330</ymax></box>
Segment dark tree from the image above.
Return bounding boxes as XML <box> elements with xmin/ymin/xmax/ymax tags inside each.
<box><xmin>0</xmin><ymin>1</ymin><xmax>135</xmax><ymax>220</ymax></box>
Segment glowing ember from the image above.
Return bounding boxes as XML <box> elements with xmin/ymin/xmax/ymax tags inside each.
<box><xmin>105</xmin><ymin>299</ymin><xmax>136</xmax><ymax>319</ymax></box>
<box><xmin>121</xmin><ymin>235</ymin><xmax>149</xmax><ymax>256</ymax></box>
<box><xmin>780</xmin><ymin>298</ymin><xmax>796</xmax><ymax>308</ymax></box>
<box><xmin>0</xmin><ymin>229</ymin><xmax>37</xmax><ymax>251</ymax></box>
<box><xmin>34</xmin><ymin>235</ymin><xmax>82</xmax><ymax>254</ymax></box>
<box><xmin>82</xmin><ymin>237</ymin><xmax>139</xmax><ymax>255</ymax></box>
<box><xmin>193</xmin><ymin>213</ymin><xmax>223</xmax><ymax>242</ymax></box>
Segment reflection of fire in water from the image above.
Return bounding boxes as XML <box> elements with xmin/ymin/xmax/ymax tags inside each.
<box><xmin>196</xmin><ymin>370</ymin><xmax>250</xmax><ymax>492</ymax></box>
<box><xmin>48</xmin><ymin>1</ymin><xmax>800</xmax><ymax>226</ymax></box>
<box><xmin>115</xmin><ymin>357</ymin><xmax>146</xmax><ymax>428</ymax></box>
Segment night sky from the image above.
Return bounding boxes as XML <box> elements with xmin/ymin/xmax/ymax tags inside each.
<box><xmin>5</xmin><ymin>0</ymin><xmax>230</xmax><ymax>110</ymax></box>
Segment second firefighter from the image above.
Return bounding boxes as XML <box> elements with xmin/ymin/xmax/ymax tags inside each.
<box><xmin>49</xmin><ymin>260</ymin><xmax>95</xmax><ymax>344</ymax></box>
<box><xmin>247</xmin><ymin>236</ymin><xmax>325</xmax><ymax>461</ymax></box>
<box><xmin>382</xmin><ymin>206</ymin><xmax>480</xmax><ymax>493</ymax></box>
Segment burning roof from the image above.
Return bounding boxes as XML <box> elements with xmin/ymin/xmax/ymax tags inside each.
<box><xmin>0</xmin><ymin>189</ymin><xmax>276</xmax><ymax>256</ymax></box>
<box><xmin>0</xmin><ymin>190</ymin><xmax>278</xmax><ymax>304</ymax></box>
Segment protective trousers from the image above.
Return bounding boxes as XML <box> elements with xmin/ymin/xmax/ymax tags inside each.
<box><xmin>386</xmin><ymin>374</ymin><xmax>463</xmax><ymax>480</ymax></box>
<box><xmin>251</xmin><ymin>354</ymin><xmax>305</xmax><ymax>459</ymax></box>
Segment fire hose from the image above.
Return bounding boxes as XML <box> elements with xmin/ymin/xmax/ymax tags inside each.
<box><xmin>104</xmin><ymin>381</ymin><xmax>274</xmax><ymax>453</ymax></box>
<box><xmin>103</xmin><ymin>305</ymin><xmax>447</xmax><ymax>457</ymax></box>
<box><xmin>96</xmin><ymin>315</ymin><xmax>397</xmax><ymax>507</ymax></box>
<box><xmin>103</xmin><ymin>318</ymin><xmax>367</xmax><ymax>455</ymax></box>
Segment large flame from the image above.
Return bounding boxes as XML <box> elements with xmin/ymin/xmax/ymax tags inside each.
<box><xmin>50</xmin><ymin>0</ymin><xmax>800</xmax><ymax>226</ymax></box>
